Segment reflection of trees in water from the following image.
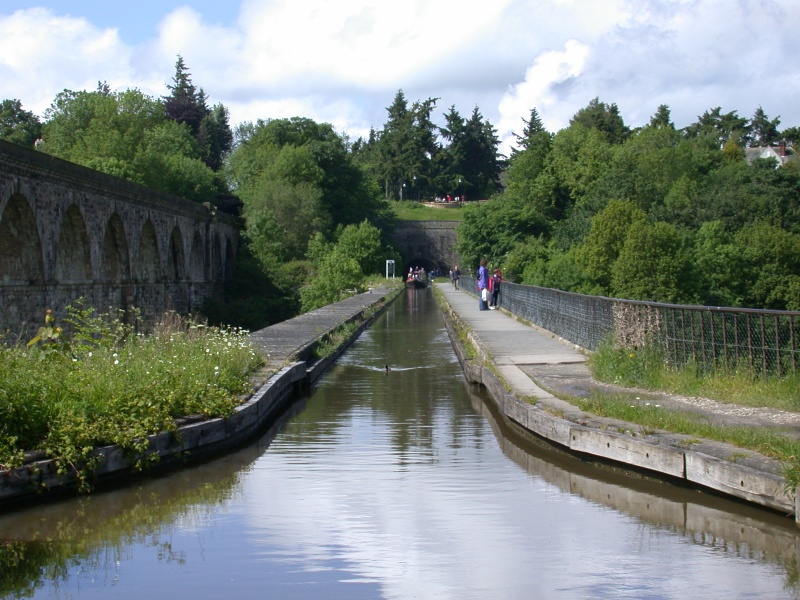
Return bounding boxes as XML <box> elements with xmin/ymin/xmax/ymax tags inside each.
<box><xmin>0</xmin><ymin>405</ymin><xmax>299</xmax><ymax>599</ymax></box>
<box><xmin>470</xmin><ymin>385</ymin><xmax>800</xmax><ymax>592</ymax></box>
<box><xmin>296</xmin><ymin>289</ymin><xmax>486</xmax><ymax>462</ymax></box>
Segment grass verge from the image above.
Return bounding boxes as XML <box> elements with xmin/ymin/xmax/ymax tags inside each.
<box><xmin>0</xmin><ymin>303</ymin><xmax>264</xmax><ymax>490</ymax></box>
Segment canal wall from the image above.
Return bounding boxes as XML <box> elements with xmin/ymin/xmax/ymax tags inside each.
<box><xmin>434</xmin><ymin>285</ymin><xmax>798</xmax><ymax>521</ymax></box>
<box><xmin>0</xmin><ymin>285</ymin><xmax>402</xmax><ymax>509</ymax></box>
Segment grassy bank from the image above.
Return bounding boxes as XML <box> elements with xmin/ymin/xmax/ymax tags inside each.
<box><xmin>0</xmin><ymin>304</ymin><xmax>264</xmax><ymax>489</ymax></box>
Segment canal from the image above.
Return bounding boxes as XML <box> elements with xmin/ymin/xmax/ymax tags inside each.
<box><xmin>1</xmin><ymin>289</ymin><xmax>799</xmax><ymax>599</ymax></box>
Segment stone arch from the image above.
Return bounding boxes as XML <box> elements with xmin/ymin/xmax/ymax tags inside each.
<box><xmin>224</xmin><ymin>236</ymin><xmax>235</xmax><ymax>279</ymax></box>
<box><xmin>136</xmin><ymin>220</ymin><xmax>161</xmax><ymax>282</ymax></box>
<box><xmin>101</xmin><ymin>213</ymin><xmax>130</xmax><ymax>281</ymax></box>
<box><xmin>0</xmin><ymin>194</ymin><xmax>44</xmax><ymax>284</ymax></box>
<box><xmin>190</xmin><ymin>232</ymin><xmax>204</xmax><ymax>280</ymax></box>
<box><xmin>55</xmin><ymin>204</ymin><xmax>91</xmax><ymax>283</ymax></box>
<box><xmin>168</xmin><ymin>226</ymin><xmax>185</xmax><ymax>282</ymax></box>
<box><xmin>211</xmin><ymin>232</ymin><xmax>223</xmax><ymax>281</ymax></box>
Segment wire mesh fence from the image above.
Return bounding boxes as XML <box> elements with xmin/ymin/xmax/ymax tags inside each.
<box><xmin>498</xmin><ymin>282</ymin><xmax>800</xmax><ymax>376</ymax></box>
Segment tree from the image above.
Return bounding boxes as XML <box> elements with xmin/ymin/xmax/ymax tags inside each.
<box><xmin>0</xmin><ymin>99</ymin><xmax>42</xmax><ymax>147</ymax></box>
<box><xmin>569</xmin><ymin>97</ymin><xmax>630</xmax><ymax>144</ymax></box>
<box><xmin>375</xmin><ymin>90</ymin><xmax>440</xmax><ymax>200</ymax></box>
<box><xmin>228</xmin><ymin>116</ymin><xmax>389</xmax><ymax>268</ymax></box>
<box><xmin>438</xmin><ymin>106</ymin><xmax>503</xmax><ymax>200</ymax></box>
<box><xmin>299</xmin><ymin>221</ymin><xmax>388</xmax><ymax>311</ymax></box>
<box><xmin>610</xmin><ymin>220</ymin><xmax>694</xmax><ymax>303</ymax></box>
<box><xmin>513</xmin><ymin>107</ymin><xmax>549</xmax><ymax>153</ymax></box>
<box><xmin>577</xmin><ymin>199</ymin><xmax>647</xmax><ymax>293</ymax></box>
<box><xmin>648</xmin><ymin>104</ymin><xmax>674</xmax><ymax>129</ymax></box>
<box><xmin>163</xmin><ymin>55</ymin><xmax>208</xmax><ymax>136</ymax></box>
<box><xmin>42</xmin><ymin>85</ymin><xmax>217</xmax><ymax>202</ymax></box>
<box><xmin>683</xmin><ymin>107</ymin><xmax>749</xmax><ymax>148</ymax></box>
<box><xmin>748</xmin><ymin>106</ymin><xmax>781</xmax><ymax>147</ymax></box>
<box><xmin>197</xmin><ymin>103</ymin><xmax>233</xmax><ymax>171</ymax></box>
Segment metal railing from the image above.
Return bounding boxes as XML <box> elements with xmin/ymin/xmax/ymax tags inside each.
<box><xmin>497</xmin><ymin>282</ymin><xmax>800</xmax><ymax>376</ymax></box>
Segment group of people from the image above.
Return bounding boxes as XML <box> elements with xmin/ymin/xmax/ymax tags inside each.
<box><xmin>450</xmin><ymin>260</ymin><xmax>502</xmax><ymax>311</ymax></box>
<box><xmin>433</xmin><ymin>195</ymin><xmax>466</xmax><ymax>203</ymax></box>
<box><xmin>476</xmin><ymin>259</ymin><xmax>502</xmax><ymax>311</ymax></box>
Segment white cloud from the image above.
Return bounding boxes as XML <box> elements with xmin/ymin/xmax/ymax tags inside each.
<box><xmin>497</xmin><ymin>39</ymin><xmax>590</xmax><ymax>154</ymax></box>
<box><xmin>2</xmin><ymin>0</ymin><xmax>800</xmax><ymax>153</ymax></box>
<box><xmin>0</xmin><ymin>8</ymin><xmax>133</xmax><ymax>114</ymax></box>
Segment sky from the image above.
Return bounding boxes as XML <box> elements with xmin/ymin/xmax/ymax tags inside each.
<box><xmin>2</xmin><ymin>0</ymin><xmax>799</xmax><ymax>155</ymax></box>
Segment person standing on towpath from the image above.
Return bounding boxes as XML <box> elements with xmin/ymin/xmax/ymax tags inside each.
<box><xmin>476</xmin><ymin>259</ymin><xmax>489</xmax><ymax>311</ymax></box>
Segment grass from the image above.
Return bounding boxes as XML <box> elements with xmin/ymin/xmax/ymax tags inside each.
<box><xmin>391</xmin><ymin>200</ymin><xmax>466</xmax><ymax>221</ymax></box>
<box><xmin>587</xmin><ymin>337</ymin><xmax>800</xmax><ymax>492</ymax></box>
<box><xmin>588</xmin><ymin>336</ymin><xmax>800</xmax><ymax>412</ymax></box>
<box><xmin>0</xmin><ymin>303</ymin><xmax>264</xmax><ymax>489</ymax></box>
<box><xmin>574</xmin><ymin>390</ymin><xmax>800</xmax><ymax>483</ymax></box>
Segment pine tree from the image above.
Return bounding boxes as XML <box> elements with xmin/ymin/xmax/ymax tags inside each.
<box><xmin>163</xmin><ymin>55</ymin><xmax>208</xmax><ymax>136</ymax></box>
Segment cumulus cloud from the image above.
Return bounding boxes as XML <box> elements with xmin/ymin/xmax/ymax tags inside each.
<box><xmin>2</xmin><ymin>0</ymin><xmax>800</xmax><ymax>153</ymax></box>
<box><xmin>0</xmin><ymin>8</ymin><xmax>133</xmax><ymax>113</ymax></box>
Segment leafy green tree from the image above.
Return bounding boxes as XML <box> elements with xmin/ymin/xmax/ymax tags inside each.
<box><xmin>299</xmin><ymin>221</ymin><xmax>387</xmax><ymax>311</ymax></box>
<box><xmin>732</xmin><ymin>222</ymin><xmax>800</xmax><ymax>309</ymax></box>
<box><xmin>610</xmin><ymin>220</ymin><xmax>694</xmax><ymax>303</ymax></box>
<box><xmin>0</xmin><ymin>99</ymin><xmax>42</xmax><ymax>147</ymax></box>
<box><xmin>577</xmin><ymin>199</ymin><xmax>647</xmax><ymax>293</ymax></box>
<box><xmin>543</xmin><ymin>124</ymin><xmax>614</xmax><ymax>212</ymax></box>
<box><xmin>229</xmin><ymin>117</ymin><xmax>386</xmax><ymax>231</ymax></box>
<box><xmin>42</xmin><ymin>86</ymin><xmax>217</xmax><ymax>202</ymax></box>
<box><xmin>596</xmin><ymin>124</ymin><xmax>686</xmax><ymax>214</ymax></box>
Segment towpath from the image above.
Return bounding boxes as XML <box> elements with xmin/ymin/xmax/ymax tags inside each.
<box><xmin>434</xmin><ymin>280</ymin><xmax>800</xmax><ymax>517</ymax></box>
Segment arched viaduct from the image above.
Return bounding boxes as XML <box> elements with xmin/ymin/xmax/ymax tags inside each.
<box><xmin>0</xmin><ymin>140</ymin><xmax>239</xmax><ymax>335</ymax></box>
<box><xmin>390</xmin><ymin>220</ymin><xmax>461</xmax><ymax>277</ymax></box>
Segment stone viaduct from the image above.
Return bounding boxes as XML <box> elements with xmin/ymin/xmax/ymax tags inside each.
<box><xmin>0</xmin><ymin>140</ymin><xmax>240</xmax><ymax>335</ymax></box>
<box><xmin>390</xmin><ymin>219</ymin><xmax>460</xmax><ymax>276</ymax></box>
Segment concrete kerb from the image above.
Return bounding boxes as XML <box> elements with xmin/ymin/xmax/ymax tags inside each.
<box><xmin>433</xmin><ymin>285</ymin><xmax>797</xmax><ymax>519</ymax></box>
<box><xmin>0</xmin><ymin>285</ymin><xmax>403</xmax><ymax>510</ymax></box>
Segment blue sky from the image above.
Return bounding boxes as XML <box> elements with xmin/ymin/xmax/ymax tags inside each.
<box><xmin>2</xmin><ymin>1</ymin><xmax>799</xmax><ymax>154</ymax></box>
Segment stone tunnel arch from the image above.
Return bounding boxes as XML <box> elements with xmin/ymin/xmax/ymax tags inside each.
<box><xmin>0</xmin><ymin>194</ymin><xmax>44</xmax><ymax>284</ymax></box>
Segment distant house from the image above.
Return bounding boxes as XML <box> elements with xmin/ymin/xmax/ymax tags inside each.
<box><xmin>744</xmin><ymin>140</ymin><xmax>791</xmax><ymax>167</ymax></box>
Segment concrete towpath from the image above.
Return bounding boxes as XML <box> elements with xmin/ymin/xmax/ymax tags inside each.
<box><xmin>433</xmin><ymin>279</ymin><xmax>800</xmax><ymax>518</ymax></box>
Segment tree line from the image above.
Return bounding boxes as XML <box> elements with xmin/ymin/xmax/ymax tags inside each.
<box><xmin>3</xmin><ymin>59</ymin><xmax>800</xmax><ymax>322</ymax></box>
<box><xmin>458</xmin><ymin>100</ymin><xmax>800</xmax><ymax>310</ymax></box>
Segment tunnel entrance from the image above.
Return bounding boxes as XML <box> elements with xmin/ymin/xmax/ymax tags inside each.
<box><xmin>402</xmin><ymin>257</ymin><xmax>442</xmax><ymax>279</ymax></box>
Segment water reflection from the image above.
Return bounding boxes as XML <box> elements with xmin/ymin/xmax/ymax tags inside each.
<box><xmin>1</xmin><ymin>289</ymin><xmax>799</xmax><ymax>599</ymax></box>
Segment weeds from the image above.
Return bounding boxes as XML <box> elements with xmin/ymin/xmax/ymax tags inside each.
<box><xmin>588</xmin><ymin>336</ymin><xmax>800</xmax><ymax>412</ymax></box>
<box><xmin>0</xmin><ymin>302</ymin><xmax>264</xmax><ymax>490</ymax></box>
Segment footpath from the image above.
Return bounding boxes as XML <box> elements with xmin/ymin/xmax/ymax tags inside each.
<box><xmin>433</xmin><ymin>281</ymin><xmax>800</xmax><ymax>522</ymax></box>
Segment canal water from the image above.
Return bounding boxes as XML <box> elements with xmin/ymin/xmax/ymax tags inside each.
<box><xmin>2</xmin><ymin>289</ymin><xmax>800</xmax><ymax>599</ymax></box>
